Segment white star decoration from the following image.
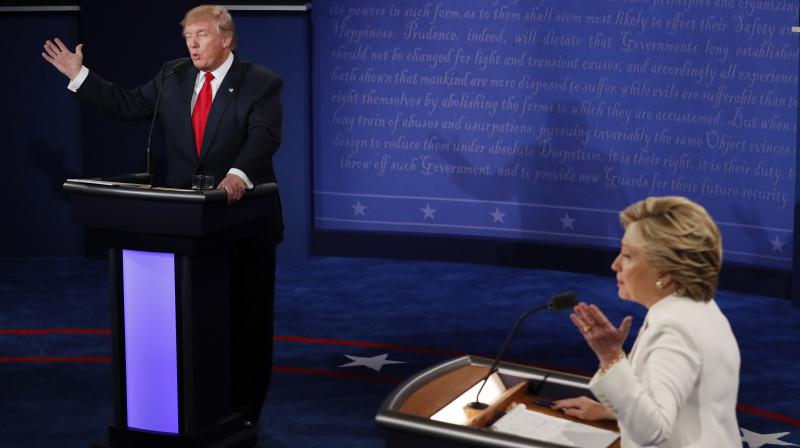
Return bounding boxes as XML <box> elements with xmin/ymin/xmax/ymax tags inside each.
<box><xmin>350</xmin><ymin>200</ymin><xmax>367</xmax><ymax>217</ymax></box>
<box><xmin>490</xmin><ymin>207</ymin><xmax>506</xmax><ymax>224</ymax></box>
<box><xmin>339</xmin><ymin>353</ymin><xmax>406</xmax><ymax>372</ymax></box>
<box><xmin>560</xmin><ymin>213</ymin><xmax>576</xmax><ymax>230</ymax></box>
<box><xmin>770</xmin><ymin>236</ymin><xmax>786</xmax><ymax>253</ymax></box>
<box><xmin>420</xmin><ymin>203</ymin><xmax>437</xmax><ymax>220</ymax></box>
<box><xmin>741</xmin><ymin>428</ymin><xmax>798</xmax><ymax>447</ymax></box>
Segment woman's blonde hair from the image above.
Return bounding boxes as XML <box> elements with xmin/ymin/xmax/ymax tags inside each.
<box><xmin>621</xmin><ymin>196</ymin><xmax>722</xmax><ymax>302</ymax></box>
<box><xmin>181</xmin><ymin>5</ymin><xmax>237</xmax><ymax>49</ymax></box>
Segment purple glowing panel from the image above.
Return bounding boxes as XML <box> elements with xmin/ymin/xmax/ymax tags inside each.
<box><xmin>122</xmin><ymin>249</ymin><xmax>179</xmax><ymax>434</ymax></box>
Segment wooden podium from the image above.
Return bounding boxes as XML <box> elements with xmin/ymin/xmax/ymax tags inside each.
<box><xmin>63</xmin><ymin>174</ymin><xmax>278</xmax><ymax>448</ymax></box>
<box><xmin>376</xmin><ymin>355</ymin><xmax>620</xmax><ymax>448</ymax></box>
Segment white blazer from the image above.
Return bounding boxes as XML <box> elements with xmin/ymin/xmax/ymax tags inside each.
<box><xmin>589</xmin><ymin>294</ymin><xmax>740</xmax><ymax>447</ymax></box>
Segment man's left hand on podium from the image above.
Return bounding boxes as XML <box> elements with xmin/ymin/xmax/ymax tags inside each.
<box><xmin>218</xmin><ymin>174</ymin><xmax>247</xmax><ymax>203</ymax></box>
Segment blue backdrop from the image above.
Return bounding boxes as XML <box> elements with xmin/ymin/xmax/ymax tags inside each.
<box><xmin>312</xmin><ymin>0</ymin><xmax>798</xmax><ymax>270</ymax></box>
<box><xmin>0</xmin><ymin>13</ymin><xmax>82</xmax><ymax>256</ymax></box>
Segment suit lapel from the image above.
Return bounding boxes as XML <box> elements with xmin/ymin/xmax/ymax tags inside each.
<box><xmin>198</xmin><ymin>57</ymin><xmax>246</xmax><ymax>163</ymax></box>
<box><xmin>628</xmin><ymin>318</ymin><xmax>649</xmax><ymax>364</ymax></box>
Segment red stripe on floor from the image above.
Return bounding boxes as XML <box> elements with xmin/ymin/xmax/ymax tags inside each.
<box><xmin>275</xmin><ymin>335</ymin><xmax>593</xmax><ymax>377</ymax></box>
<box><xmin>0</xmin><ymin>329</ymin><xmax>110</xmax><ymax>335</ymax></box>
<box><xmin>274</xmin><ymin>335</ymin><xmax>464</xmax><ymax>356</ymax></box>
<box><xmin>0</xmin><ymin>356</ymin><xmax>111</xmax><ymax>363</ymax></box>
<box><xmin>272</xmin><ymin>366</ymin><xmax>404</xmax><ymax>385</ymax></box>
<box><xmin>738</xmin><ymin>403</ymin><xmax>800</xmax><ymax>427</ymax></box>
<box><xmin>2</xmin><ymin>330</ymin><xmax>799</xmax><ymax>427</ymax></box>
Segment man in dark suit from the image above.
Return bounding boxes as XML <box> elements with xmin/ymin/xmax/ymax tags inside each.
<box><xmin>42</xmin><ymin>5</ymin><xmax>281</xmax><ymax>426</ymax></box>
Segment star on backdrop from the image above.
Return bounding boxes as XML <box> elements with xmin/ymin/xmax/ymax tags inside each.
<box><xmin>339</xmin><ymin>353</ymin><xmax>406</xmax><ymax>372</ymax></box>
<box><xmin>420</xmin><ymin>203</ymin><xmax>437</xmax><ymax>220</ymax></box>
<box><xmin>769</xmin><ymin>236</ymin><xmax>786</xmax><ymax>253</ymax></box>
<box><xmin>350</xmin><ymin>200</ymin><xmax>367</xmax><ymax>217</ymax></box>
<box><xmin>560</xmin><ymin>213</ymin><xmax>575</xmax><ymax>230</ymax></box>
<box><xmin>741</xmin><ymin>428</ymin><xmax>798</xmax><ymax>447</ymax></box>
<box><xmin>490</xmin><ymin>207</ymin><xmax>506</xmax><ymax>224</ymax></box>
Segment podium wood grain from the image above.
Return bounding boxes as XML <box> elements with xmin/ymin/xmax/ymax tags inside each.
<box><xmin>396</xmin><ymin>364</ymin><xmax>620</xmax><ymax>447</ymax></box>
<box><xmin>398</xmin><ymin>365</ymin><xmax>490</xmax><ymax>418</ymax></box>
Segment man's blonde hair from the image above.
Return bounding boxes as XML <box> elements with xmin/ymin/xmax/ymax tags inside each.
<box><xmin>181</xmin><ymin>5</ymin><xmax>237</xmax><ymax>49</ymax></box>
<box><xmin>620</xmin><ymin>196</ymin><xmax>722</xmax><ymax>302</ymax></box>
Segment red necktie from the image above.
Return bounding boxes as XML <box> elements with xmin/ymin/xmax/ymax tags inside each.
<box><xmin>192</xmin><ymin>72</ymin><xmax>215</xmax><ymax>156</ymax></box>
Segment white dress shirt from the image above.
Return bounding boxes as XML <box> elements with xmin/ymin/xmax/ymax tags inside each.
<box><xmin>190</xmin><ymin>52</ymin><xmax>233</xmax><ymax>110</ymax></box>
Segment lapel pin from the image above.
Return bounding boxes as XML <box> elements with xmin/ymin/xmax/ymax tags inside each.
<box><xmin>228</xmin><ymin>88</ymin><xmax>235</xmax><ymax>93</ymax></box>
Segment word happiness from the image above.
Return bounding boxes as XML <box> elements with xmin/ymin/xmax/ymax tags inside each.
<box><xmin>322</xmin><ymin>1</ymin><xmax>795</xmax><ymax>209</ymax></box>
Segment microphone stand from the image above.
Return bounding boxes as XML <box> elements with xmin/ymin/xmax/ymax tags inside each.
<box><xmin>466</xmin><ymin>292</ymin><xmax>577</xmax><ymax>411</ymax></box>
<box><xmin>145</xmin><ymin>64</ymin><xmax>182</xmax><ymax>188</ymax></box>
<box><xmin>466</xmin><ymin>304</ymin><xmax>548</xmax><ymax>410</ymax></box>
<box><xmin>145</xmin><ymin>84</ymin><xmax>163</xmax><ymax>189</ymax></box>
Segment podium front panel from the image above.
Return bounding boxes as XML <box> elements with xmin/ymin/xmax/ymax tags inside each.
<box><xmin>121</xmin><ymin>250</ymin><xmax>179</xmax><ymax>434</ymax></box>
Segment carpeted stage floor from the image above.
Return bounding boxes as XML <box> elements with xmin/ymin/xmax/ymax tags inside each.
<box><xmin>1</xmin><ymin>256</ymin><xmax>798</xmax><ymax>447</ymax></box>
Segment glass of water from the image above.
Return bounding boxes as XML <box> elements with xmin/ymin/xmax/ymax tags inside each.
<box><xmin>191</xmin><ymin>174</ymin><xmax>215</xmax><ymax>190</ymax></box>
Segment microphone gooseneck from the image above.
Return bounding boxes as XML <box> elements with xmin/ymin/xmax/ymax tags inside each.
<box><xmin>145</xmin><ymin>61</ymin><xmax>186</xmax><ymax>187</ymax></box>
<box><xmin>466</xmin><ymin>291</ymin><xmax>578</xmax><ymax>411</ymax></box>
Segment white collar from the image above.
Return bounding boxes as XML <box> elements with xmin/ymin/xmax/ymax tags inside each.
<box><xmin>200</xmin><ymin>51</ymin><xmax>234</xmax><ymax>82</ymax></box>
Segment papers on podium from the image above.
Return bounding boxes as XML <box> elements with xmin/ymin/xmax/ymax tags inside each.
<box><xmin>491</xmin><ymin>404</ymin><xmax>619</xmax><ymax>448</ymax></box>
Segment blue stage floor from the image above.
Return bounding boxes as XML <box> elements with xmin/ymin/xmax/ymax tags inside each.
<box><xmin>1</xmin><ymin>256</ymin><xmax>798</xmax><ymax>447</ymax></box>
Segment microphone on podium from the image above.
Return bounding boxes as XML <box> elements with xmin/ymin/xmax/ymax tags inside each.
<box><xmin>145</xmin><ymin>60</ymin><xmax>190</xmax><ymax>187</ymax></box>
<box><xmin>466</xmin><ymin>291</ymin><xmax>578</xmax><ymax>411</ymax></box>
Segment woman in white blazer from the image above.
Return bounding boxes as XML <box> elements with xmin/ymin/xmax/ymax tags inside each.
<box><xmin>553</xmin><ymin>196</ymin><xmax>741</xmax><ymax>448</ymax></box>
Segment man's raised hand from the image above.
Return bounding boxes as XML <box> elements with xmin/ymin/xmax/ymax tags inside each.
<box><xmin>42</xmin><ymin>38</ymin><xmax>83</xmax><ymax>80</ymax></box>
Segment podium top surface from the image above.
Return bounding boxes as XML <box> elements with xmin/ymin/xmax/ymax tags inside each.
<box><xmin>376</xmin><ymin>355</ymin><xmax>620</xmax><ymax>448</ymax></box>
<box><xmin>63</xmin><ymin>177</ymin><xmax>277</xmax><ymax>203</ymax></box>
<box><xmin>63</xmin><ymin>175</ymin><xmax>281</xmax><ymax>246</ymax></box>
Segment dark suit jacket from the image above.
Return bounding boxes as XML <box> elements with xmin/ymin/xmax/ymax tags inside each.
<box><xmin>75</xmin><ymin>55</ymin><xmax>284</xmax><ymax>242</ymax></box>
